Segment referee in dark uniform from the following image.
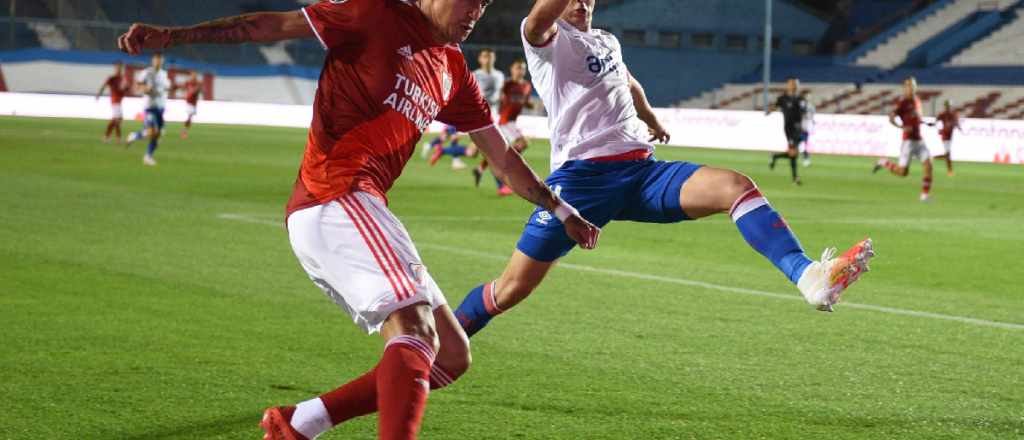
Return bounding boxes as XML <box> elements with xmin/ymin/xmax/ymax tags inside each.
<box><xmin>766</xmin><ymin>77</ymin><xmax>807</xmax><ymax>185</ymax></box>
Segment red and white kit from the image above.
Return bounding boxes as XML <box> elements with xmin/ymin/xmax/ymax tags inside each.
<box><xmin>498</xmin><ymin>78</ymin><xmax>532</xmax><ymax>141</ymax></box>
<box><xmin>935</xmin><ymin>110</ymin><xmax>959</xmax><ymax>154</ymax></box>
<box><xmin>183</xmin><ymin>80</ymin><xmax>203</xmax><ymax>116</ymax></box>
<box><xmin>106</xmin><ymin>74</ymin><xmax>127</xmax><ymax>118</ymax></box>
<box><xmin>287</xmin><ymin>0</ymin><xmax>492</xmax><ymax>333</ymax></box>
<box><xmin>891</xmin><ymin>96</ymin><xmax>930</xmax><ymax>167</ymax></box>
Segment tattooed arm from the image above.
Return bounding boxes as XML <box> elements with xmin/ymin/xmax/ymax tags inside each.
<box><xmin>469</xmin><ymin>125</ymin><xmax>600</xmax><ymax>250</ymax></box>
<box><xmin>118</xmin><ymin>11</ymin><xmax>313</xmax><ymax>56</ymax></box>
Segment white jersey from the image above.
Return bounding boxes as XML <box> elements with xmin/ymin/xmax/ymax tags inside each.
<box><xmin>472</xmin><ymin>67</ymin><xmax>504</xmax><ymax>109</ymax></box>
<box><xmin>522</xmin><ymin>18</ymin><xmax>651</xmax><ymax>172</ymax></box>
<box><xmin>136</xmin><ymin>67</ymin><xmax>170</xmax><ymax>109</ymax></box>
<box><xmin>802</xmin><ymin>101</ymin><xmax>816</xmax><ymax>132</ymax></box>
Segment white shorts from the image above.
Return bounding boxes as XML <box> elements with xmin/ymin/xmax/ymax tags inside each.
<box><xmin>898</xmin><ymin>140</ymin><xmax>931</xmax><ymax>167</ymax></box>
<box><xmin>187</xmin><ymin>104</ymin><xmax>197</xmax><ymax>116</ymax></box>
<box><xmin>112</xmin><ymin>104</ymin><xmax>123</xmax><ymax>119</ymax></box>
<box><xmin>499</xmin><ymin>121</ymin><xmax>522</xmax><ymax>141</ymax></box>
<box><xmin>287</xmin><ymin>192</ymin><xmax>446</xmax><ymax>334</ymax></box>
<box><xmin>942</xmin><ymin>140</ymin><xmax>952</xmax><ymax>154</ymax></box>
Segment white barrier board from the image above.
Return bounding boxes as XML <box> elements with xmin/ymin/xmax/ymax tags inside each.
<box><xmin>1</xmin><ymin>92</ymin><xmax>1021</xmax><ymax>164</ymax></box>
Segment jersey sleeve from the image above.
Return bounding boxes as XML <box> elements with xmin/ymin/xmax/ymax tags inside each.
<box><xmin>303</xmin><ymin>0</ymin><xmax>382</xmax><ymax>50</ymax></box>
<box><xmin>521</xmin><ymin>18</ymin><xmax>558</xmax><ymax>61</ymax></box>
<box><xmin>435</xmin><ymin>59</ymin><xmax>493</xmax><ymax>133</ymax></box>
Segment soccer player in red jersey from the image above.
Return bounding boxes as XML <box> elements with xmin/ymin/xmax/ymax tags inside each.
<box><xmin>180</xmin><ymin>70</ymin><xmax>203</xmax><ymax>138</ymax></box>
<box><xmin>95</xmin><ymin>61</ymin><xmax>128</xmax><ymax>142</ymax></box>
<box><xmin>117</xmin><ymin>0</ymin><xmax>600</xmax><ymax>439</ymax></box>
<box><xmin>928</xmin><ymin>99</ymin><xmax>962</xmax><ymax>177</ymax></box>
<box><xmin>473</xmin><ymin>59</ymin><xmax>540</xmax><ymax>194</ymax></box>
<box><xmin>874</xmin><ymin>77</ymin><xmax>935</xmax><ymax>202</ymax></box>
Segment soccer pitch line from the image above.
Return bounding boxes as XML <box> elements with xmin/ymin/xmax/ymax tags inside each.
<box><xmin>217</xmin><ymin>213</ymin><xmax>1017</xmax><ymax>225</ymax></box>
<box><xmin>218</xmin><ymin>213</ymin><xmax>1024</xmax><ymax>331</ymax></box>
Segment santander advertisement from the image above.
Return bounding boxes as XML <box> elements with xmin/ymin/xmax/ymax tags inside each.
<box><xmin>1</xmin><ymin>92</ymin><xmax>1021</xmax><ymax>165</ymax></box>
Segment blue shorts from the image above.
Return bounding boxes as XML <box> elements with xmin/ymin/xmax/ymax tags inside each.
<box><xmin>144</xmin><ymin>108</ymin><xmax>165</xmax><ymax>130</ymax></box>
<box><xmin>517</xmin><ymin>157</ymin><xmax>704</xmax><ymax>262</ymax></box>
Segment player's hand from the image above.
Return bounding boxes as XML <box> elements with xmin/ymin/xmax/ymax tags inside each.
<box><xmin>563</xmin><ymin>214</ymin><xmax>600</xmax><ymax>250</ymax></box>
<box><xmin>118</xmin><ymin>23</ymin><xmax>170</xmax><ymax>57</ymax></box>
<box><xmin>648</xmin><ymin>123</ymin><xmax>670</xmax><ymax>144</ymax></box>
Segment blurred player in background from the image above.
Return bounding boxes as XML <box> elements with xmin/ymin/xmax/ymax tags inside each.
<box><xmin>455</xmin><ymin>0</ymin><xmax>873</xmax><ymax>340</ymax></box>
<box><xmin>472</xmin><ymin>47</ymin><xmax>504</xmax><ymax>114</ymax></box>
<box><xmin>95</xmin><ymin>61</ymin><xmax>127</xmax><ymax>142</ymax></box>
<box><xmin>928</xmin><ymin>99</ymin><xmax>962</xmax><ymax>177</ymax></box>
<box><xmin>180</xmin><ymin>70</ymin><xmax>203</xmax><ymax>138</ymax></box>
<box><xmin>800</xmin><ymin>90</ymin><xmax>815</xmax><ymax>167</ymax></box>
<box><xmin>124</xmin><ymin>53</ymin><xmax>169</xmax><ymax>166</ymax></box>
<box><xmin>766</xmin><ymin>77</ymin><xmax>806</xmax><ymax>185</ymax></box>
<box><xmin>427</xmin><ymin>125</ymin><xmax>476</xmax><ymax>169</ymax></box>
<box><xmin>874</xmin><ymin>77</ymin><xmax>935</xmax><ymax>202</ymax></box>
<box><xmin>473</xmin><ymin>59</ymin><xmax>540</xmax><ymax>196</ymax></box>
<box><xmin>117</xmin><ymin>0</ymin><xmax>600</xmax><ymax>438</ymax></box>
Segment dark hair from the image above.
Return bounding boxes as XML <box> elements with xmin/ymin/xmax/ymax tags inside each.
<box><xmin>114</xmin><ymin>61</ymin><xmax>123</xmax><ymax>66</ymax></box>
<box><xmin>479</xmin><ymin>48</ymin><xmax>495</xmax><ymax>55</ymax></box>
<box><xmin>511</xmin><ymin>59</ymin><xmax>526</xmax><ymax>66</ymax></box>
<box><xmin>904</xmin><ymin>76</ymin><xmax>916</xmax><ymax>82</ymax></box>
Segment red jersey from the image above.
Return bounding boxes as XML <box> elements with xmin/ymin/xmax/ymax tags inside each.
<box><xmin>498</xmin><ymin>79</ymin><xmax>532</xmax><ymax>125</ymax></box>
<box><xmin>935</xmin><ymin>110</ymin><xmax>959</xmax><ymax>141</ymax></box>
<box><xmin>106</xmin><ymin>75</ymin><xmax>127</xmax><ymax>104</ymax></box>
<box><xmin>286</xmin><ymin>0</ymin><xmax>492</xmax><ymax>217</ymax></box>
<box><xmin>891</xmin><ymin>97</ymin><xmax>923</xmax><ymax>141</ymax></box>
<box><xmin>183</xmin><ymin>80</ymin><xmax>203</xmax><ymax>105</ymax></box>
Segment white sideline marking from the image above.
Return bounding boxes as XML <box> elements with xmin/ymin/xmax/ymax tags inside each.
<box><xmin>217</xmin><ymin>213</ymin><xmax>1024</xmax><ymax>331</ymax></box>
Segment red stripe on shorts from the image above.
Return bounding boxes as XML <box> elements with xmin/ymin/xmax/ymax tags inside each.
<box><xmin>349</xmin><ymin>195</ymin><xmax>417</xmax><ymax>299</ymax></box>
<box><xmin>338</xmin><ymin>196</ymin><xmax>407</xmax><ymax>301</ymax></box>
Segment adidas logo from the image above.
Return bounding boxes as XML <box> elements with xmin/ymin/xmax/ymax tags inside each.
<box><xmin>397</xmin><ymin>45</ymin><xmax>414</xmax><ymax>61</ymax></box>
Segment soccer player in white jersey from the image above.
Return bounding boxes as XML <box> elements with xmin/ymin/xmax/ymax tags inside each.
<box><xmin>125</xmin><ymin>53</ymin><xmax>170</xmax><ymax>165</ymax></box>
<box><xmin>455</xmin><ymin>0</ymin><xmax>875</xmax><ymax>338</ymax></box>
<box><xmin>472</xmin><ymin>47</ymin><xmax>504</xmax><ymax>114</ymax></box>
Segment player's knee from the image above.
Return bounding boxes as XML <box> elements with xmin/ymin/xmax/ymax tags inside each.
<box><xmin>722</xmin><ymin>171</ymin><xmax>756</xmax><ymax>202</ymax></box>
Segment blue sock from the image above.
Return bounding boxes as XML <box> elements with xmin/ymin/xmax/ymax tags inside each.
<box><xmin>454</xmin><ymin>281</ymin><xmax>502</xmax><ymax>337</ymax></box>
<box><xmin>494</xmin><ymin>176</ymin><xmax>504</xmax><ymax>189</ymax></box>
<box><xmin>732</xmin><ymin>189</ymin><xmax>813</xmax><ymax>284</ymax></box>
<box><xmin>429</xmin><ymin>137</ymin><xmax>443</xmax><ymax>149</ymax></box>
<box><xmin>803</xmin><ymin>150</ymin><xmax>809</xmax><ymax>160</ymax></box>
<box><xmin>146</xmin><ymin>138</ymin><xmax>158</xmax><ymax>156</ymax></box>
<box><xmin>441</xmin><ymin>145</ymin><xmax>466</xmax><ymax>157</ymax></box>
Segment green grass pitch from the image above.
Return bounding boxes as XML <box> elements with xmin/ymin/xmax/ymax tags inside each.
<box><xmin>1</xmin><ymin>116</ymin><xmax>1022</xmax><ymax>439</ymax></box>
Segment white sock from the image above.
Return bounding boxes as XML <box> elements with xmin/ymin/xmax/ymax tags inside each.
<box><xmin>291</xmin><ymin>398</ymin><xmax>333</xmax><ymax>440</ymax></box>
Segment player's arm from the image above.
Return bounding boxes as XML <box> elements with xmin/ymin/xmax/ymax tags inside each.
<box><xmin>524</xmin><ymin>0</ymin><xmax>571</xmax><ymax>45</ymax></box>
<box><xmin>95</xmin><ymin>82</ymin><xmax>108</xmax><ymax>100</ymax></box>
<box><xmin>469</xmin><ymin>125</ymin><xmax>599</xmax><ymax>249</ymax></box>
<box><xmin>629</xmin><ymin>76</ymin><xmax>669</xmax><ymax>144</ymax></box>
<box><xmin>119</xmin><ymin>11</ymin><xmax>313</xmax><ymax>56</ymax></box>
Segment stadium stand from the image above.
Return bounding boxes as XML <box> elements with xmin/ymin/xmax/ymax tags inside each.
<box><xmin>948</xmin><ymin>7</ymin><xmax>1024</xmax><ymax>65</ymax></box>
<box><xmin>854</xmin><ymin>0</ymin><xmax>1018</xmax><ymax>69</ymax></box>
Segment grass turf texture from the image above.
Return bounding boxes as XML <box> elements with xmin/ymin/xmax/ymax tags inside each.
<box><xmin>1</xmin><ymin>116</ymin><xmax>1022</xmax><ymax>440</ymax></box>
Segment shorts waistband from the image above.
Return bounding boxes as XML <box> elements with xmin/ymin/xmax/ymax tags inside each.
<box><xmin>586</xmin><ymin>148</ymin><xmax>652</xmax><ymax>162</ymax></box>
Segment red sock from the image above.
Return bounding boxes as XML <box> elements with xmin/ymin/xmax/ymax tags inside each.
<box><xmin>884</xmin><ymin>160</ymin><xmax>896</xmax><ymax>172</ymax></box>
<box><xmin>477</xmin><ymin>159</ymin><xmax>489</xmax><ymax>172</ymax></box>
<box><xmin>105</xmin><ymin>121</ymin><xmax>114</xmax><ymax>137</ymax></box>
<box><xmin>922</xmin><ymin>177</ymin><xmax>932</xmax><ymax>195</ymax></box>
<box><xmin>377</xmin><ymin>336</ymin><xmax>435</xmax><ymax>440</ymax></box>
<box><xmin>320</xmin><ymin>367</ymin><xmax>380</xmax><ymax>425</ymax></box>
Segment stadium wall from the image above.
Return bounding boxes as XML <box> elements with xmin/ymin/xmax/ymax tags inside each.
<box><xmin>0</xmin><ymin>49</ymin><xmax>320</xmax><ymax>105</ymax></box>
<box><xmin>3</xmin><ymin>92</ymin><xmax>1021</xmax><ymax>166</ymax></box>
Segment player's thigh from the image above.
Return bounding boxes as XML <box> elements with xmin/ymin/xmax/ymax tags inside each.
<box><xmin>675</xmin><ymin>166</ymin><xmax>756</xmax><ymax>220</ymax></box>
<box><xmin>287</xmin><ymin>193</ymin><xmax>445</xmax><ymax>334</ymax></box>
<box><xmin>897</xmin><ymin>141</ymin><xmax>915</xmax><ymax>167</ymax></box>
<box><xmin>914</xmin><ymin>141</ymin><xmax>932</xmax><ymax>163</ymax></box>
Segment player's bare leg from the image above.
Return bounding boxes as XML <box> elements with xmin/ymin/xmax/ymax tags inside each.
<box><xmin>455</xmin><ymin>250</ymin><xmax>558</xmax><ymax>336</ymax></box>
<box><xmin>679</xmin><ymin>166</ymin><xmax>872</xmax><ymax>311</ymax></box>
<box><xmin>920</xmin><ymin>159</ymin><xmax>934</xmax><ymax>202</ymax></box>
